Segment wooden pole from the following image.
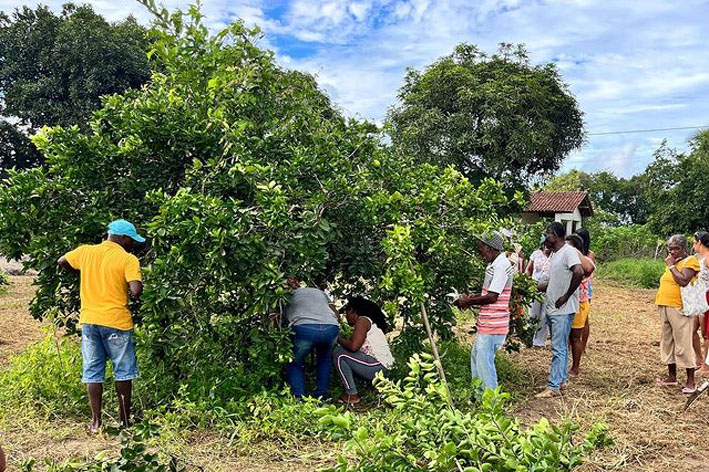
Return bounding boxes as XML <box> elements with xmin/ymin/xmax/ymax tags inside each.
<box><xmin>420</xmin><ymin>301</ymin><xmax>453</xmax><ymax>407</ymax></box>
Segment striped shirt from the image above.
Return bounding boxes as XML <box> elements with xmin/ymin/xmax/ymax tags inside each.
<box><xmin>477</xmin><ymin>253</ymin><xmax>514</xmax><ymax>335</ymax></box>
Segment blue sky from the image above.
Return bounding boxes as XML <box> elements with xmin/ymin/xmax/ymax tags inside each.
<box><xmin>2</xmin><ymin>0</ymin><xmax>707</xmax><ymax>177</ymax></box>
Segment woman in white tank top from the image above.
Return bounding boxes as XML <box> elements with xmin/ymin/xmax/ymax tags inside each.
<box><xmin>333</xmin><ymin>297</ymin><xmax>394</xmax><ymax>404</ymax></box>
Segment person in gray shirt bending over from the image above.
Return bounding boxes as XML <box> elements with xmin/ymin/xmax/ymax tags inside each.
<box><xmin>535</xmin><ymin>222</ymin><xmax>584</xmax><ymax>399</ymax></box>
<box><xmin>285</xmin><ymin>279</ymin><xmax>339</xmax><ymax>400</ymax></box>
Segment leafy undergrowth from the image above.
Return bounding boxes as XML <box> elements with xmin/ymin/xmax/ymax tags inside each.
<box><xmin>2</xmin><ymin>336</ymin><xmax>610</xmax><ymax>472</ymax></box>
<box><xmin>19</xmin><ymin>423</ymin><xmax>183</xmax><ymax>472</ymax></box>
<box><xmin>324</xmin><ymin>354</ymin><xmax>611</xmax><ymax>472</ymax></box>
<box><xmin>596</xmin><ymin>258</ymin><xmax>665</xmax><ymax>289</ymax></box>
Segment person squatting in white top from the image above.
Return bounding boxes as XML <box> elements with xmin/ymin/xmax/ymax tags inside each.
<box><xmin>334</xmin><ymin>296</ymin><xmax>394</xmax><ymax>405</ymax></box>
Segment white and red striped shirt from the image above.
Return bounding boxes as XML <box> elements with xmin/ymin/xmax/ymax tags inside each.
<box><xmin>477</xmin><ymin>253</ymin><xmax>514</xmax><ymax>336</ymax></box>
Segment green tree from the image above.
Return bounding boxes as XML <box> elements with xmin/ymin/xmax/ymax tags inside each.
<box><xmin>645</xmin><ymin>132</ymin><xmax>709</xmax><ymax>235</ymax></box>
<box><xmin>0</xmin><ymin>121</ymin><xmax>43</xmax><ymax>172</ymax></box>
<box><xmin>387</xmin><ymin>43</ymin><xmax>585</xmax><ymax>192</ymax></box>
<box><xmin>543</xmin><ymin>169</ymin><xmax>650</xmax><ymax>225</ymax></box>
<box><xmin>0</xmin><ymin>3</ymin><xmax>153</xmax><ymax>169</ymax></box>
<box><xmin>0</xmin><ymin>3</ymin><xmax>530</xmax><ymax>400</ymax></box>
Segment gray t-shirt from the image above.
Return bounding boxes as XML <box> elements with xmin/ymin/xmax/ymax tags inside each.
<box><xmin>286</xmin><ymin>287</ymin><xmax>338</xmax><ymax>327</ymax></box>
<box><xmin>544</xmin><ymin>244</ymin><xmax>582</xmax><ymax>316</ymax></box>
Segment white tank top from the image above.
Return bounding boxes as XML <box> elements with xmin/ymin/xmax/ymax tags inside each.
<box><xmin>360</xmin><ymin>316</ymin><xmax>395</xmax><ymax>369</ymax></box>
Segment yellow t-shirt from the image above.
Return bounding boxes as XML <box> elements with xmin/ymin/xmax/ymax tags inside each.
<box><xmin>655</xmin><ymin>255</ymin><xmax>700</xmax><ymax>308</ymax></box>
<box><xmin>65</xmin><ymin>240</ymin><xmax>142</xmax><ymax>330</ymax></box>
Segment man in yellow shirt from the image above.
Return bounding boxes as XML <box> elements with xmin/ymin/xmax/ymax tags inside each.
<box><xmin>58</xmin><ymin>219</ymin><xmax>145</xmax><ymax>433</ymax></box>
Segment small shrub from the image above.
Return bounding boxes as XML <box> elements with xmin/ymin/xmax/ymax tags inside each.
<box><xmin>596</xmin><ymin>258</ymin><xmax>665</xmax><ymax>289</ymax></box>
<box><xmin>590</xmin><ymin>224</ymin><xmax>662</xmax><ymax>262</ymax></box>
<box><xmin>323</xmin><ymin>353</ymin><xmax>611</xmax><ymax>472</ymax></box>
<box><xmin>0</xmin><ymin>272</ymin><xmax>8</xmax><ymax>293</ymax></box>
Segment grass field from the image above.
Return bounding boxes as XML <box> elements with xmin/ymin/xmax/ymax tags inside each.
<box><xmin>1</xmin><ymin>275</ymin><xmax>707</xmax><ymax>471</ymax></box>
<box><xmin>596</xmin><ymin>258</ymin><xmax>665</xmax><ymax>289</ymax></box>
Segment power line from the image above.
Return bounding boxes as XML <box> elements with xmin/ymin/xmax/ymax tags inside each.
<box><xmin>588</xmin><ymin>125</ymin><xmax>706</xmax><ymax>136</ymax></box>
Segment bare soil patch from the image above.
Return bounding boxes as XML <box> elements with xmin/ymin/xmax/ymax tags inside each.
<box><xmin>506</xmin><ymin>280</ymin><xmax>709</xmax><ymax>472</ymax></box>
<box><xmin>0</xmin><ymin>276</ymin><xmax>43</xmax><ymax>367</ymax></box>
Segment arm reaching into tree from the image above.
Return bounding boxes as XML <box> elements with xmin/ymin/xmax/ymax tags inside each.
<box><xmin>454</xmin><ymin>291</ymin><xmax>499</xmax><ymax>310</ymax></box>
<box><xmin>338</xmin><ymin>316</ymin><xmax>371</xmax><ymax>352</ymax></box>
<box><xmin>128</xmin><ymin>280</ymin><xmax>143</xmax><ymax>300</ymax></box>
<box><xmin>57</xmin><ymin>255</ymin><xmax>79</xmax><ymax>274</ymax></box>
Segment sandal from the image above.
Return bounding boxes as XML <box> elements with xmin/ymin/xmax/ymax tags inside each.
<box><xmin>682</xmin><ymin>386</ymin><xmax>697</xmax><ymax>395</ymax></box>
<box><xmin>337</xmin><ymin>393</ymin><xmax>361</xmax><ymax>405</ymax></box>
<box><xmin>655</xmin><ymin>378</ymin><xmax>679</xmax><ymax>387</ymax></box>
<box><xmin>534</xmin><ymin>389</ymin><xmax>563</xmax><ymax>399</ymax></box>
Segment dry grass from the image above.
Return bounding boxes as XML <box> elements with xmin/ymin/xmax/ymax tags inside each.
<box><xmin>506</xmin><ymin>280</ymin><xmax>709</xmax><ymax>472</ymax></box>
<box><xmin>1</xmin><ymin>276</ymin><xmax>708</xmax><ymax>471</ymax></box>
<box><xmin>0</xmin><ymin>276</ymin><xmax>42</xmax><ymax>367</ymax></box>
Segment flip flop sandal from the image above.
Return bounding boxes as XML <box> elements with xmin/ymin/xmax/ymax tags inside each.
<box><xmin>534</xmin><ymin>389</ymin><xmax>563</xmax><ymax>399</ymax></box>
<box><xmin>337</xmin><ymin>394</ymin><xmax>361</xmax><ymax>405</ymax></box>
<box><xmin>682</xmin><ymin>386</ymin><xmax>697</xmax><ymax>395</ymax></box>
<box><xmin>656</xmin><ymin>378</ymin><xmax>679</xmax><ymax>386</ymax></box>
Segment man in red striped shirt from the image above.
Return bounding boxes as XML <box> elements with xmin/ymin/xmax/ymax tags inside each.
<box><xmin>454</xmin><ymin>231</ymin><xmax>514</xmax><ymax>391</ymax></box>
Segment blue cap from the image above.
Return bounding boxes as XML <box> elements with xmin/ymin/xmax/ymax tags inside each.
<box><xmin>108</xmin><ymin>219</ymin><xmax>146</xmax><ymax>243</ymax></box>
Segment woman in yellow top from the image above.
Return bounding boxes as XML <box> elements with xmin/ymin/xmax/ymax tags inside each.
<box><xmin>656</xmin><ymin>234</ymin><xmax>700</xmax><ymax>394</ymax></box>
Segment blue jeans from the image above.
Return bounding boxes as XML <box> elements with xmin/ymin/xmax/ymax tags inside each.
<box><xmin>81</xmin><ymin>324</ymin><xmax>138</xmax><ymax>383</ymax></box>
<box><xmin>470</xmin><ymin>333</ymin><xmax>506</xmax><ymax>391</ymax></box>
<box><xmin>546</xmin><ymin>313</ymin><xmax>575</xmax><ymax>391</ymax></box>
<box><xmin>286</xmin><ymin>324</ymin><xmax>339</xmax><ymax>399</ymax></box>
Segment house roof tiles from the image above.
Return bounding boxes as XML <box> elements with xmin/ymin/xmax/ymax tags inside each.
<box><xmin>525</xmin><ymin>191</ymin><xmax>593</xmax><ymax>216</ymax></box>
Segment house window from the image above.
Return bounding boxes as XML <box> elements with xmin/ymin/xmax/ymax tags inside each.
<box><xmin>572</xmin><ymin>220</ymin><xmax>579</xmax><ymax>233</ymax></box>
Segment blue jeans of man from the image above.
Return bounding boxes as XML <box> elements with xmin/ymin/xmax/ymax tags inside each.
<box><xmin>286</xmin><ymin>323</ymin><xmax>339</xmax><ymax>399</ymax></box>
<box><xmin>470</xmin><ymin>333</ymin><xmax>506</xmax><ymax>391</ymax></box>
<box><xmin>81</xmin><ymin>324</ymin><xmax>138</xmax><ymax>383</ymax></box>
<box><xmin>546</xmin><ymin>313</ymin><xmax>575</xmax><ymax>391</ymax></box>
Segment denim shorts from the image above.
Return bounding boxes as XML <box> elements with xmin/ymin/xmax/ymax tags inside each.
<box><xmin>81</xmin><ymin>324</ymin><xmax>139</xmax><ymax>383</ymax></box>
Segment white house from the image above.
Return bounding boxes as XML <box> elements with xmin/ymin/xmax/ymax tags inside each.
<box><xmin>521</xmin><ymin>191</ymin><xmax>594</xmax><ymax>234</ymax></box>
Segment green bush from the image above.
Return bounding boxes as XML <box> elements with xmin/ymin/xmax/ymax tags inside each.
<box><xmin>588</xmin><ymin>224</ymin><xmax>662</xmax><ymax>262</ymax></box>
<box><xmin>323</xmin><ymin>353</ymin><xmax>611</xmax><ymax>472</ymax></box>
<box><xmin>596</xmin><ymin>258</ymin><xmax>665</xmax><ymax>289</ymax></box>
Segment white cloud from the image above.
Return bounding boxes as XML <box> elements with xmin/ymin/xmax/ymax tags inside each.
<box><xmin>1</xmin><ymin>0</ymin><xmax>707</xmax><ymax>177</ymax></box>
<box><xmin>599</xmin><ymin>104</ymin><xmax>687</xmax><ymax>116</ymax></box>
<box><xmin>348</xmin><ymin>1</ymin><xmax>372</xmax><ymax>20</ymax></box>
